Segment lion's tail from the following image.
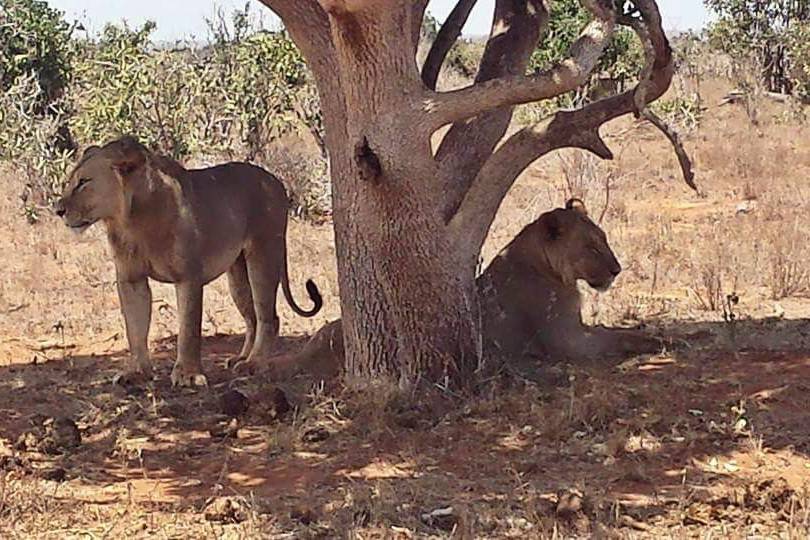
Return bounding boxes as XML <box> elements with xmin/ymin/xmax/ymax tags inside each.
<box><xmin>280</xmin><ymin>243</ymin><xmax>323</xmax><ymax>318</ymax></box>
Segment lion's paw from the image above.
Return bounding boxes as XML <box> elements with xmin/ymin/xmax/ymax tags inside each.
<box><xmin>170</xmin><ymin>365</ymin><xmax>208</xmax><ymax>388</ymax></box>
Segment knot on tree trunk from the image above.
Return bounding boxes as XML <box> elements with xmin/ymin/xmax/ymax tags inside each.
<box><xmin>355</xmin><ymin>136</ymin><xmax>382</xmax><ymax>183</ymax></box>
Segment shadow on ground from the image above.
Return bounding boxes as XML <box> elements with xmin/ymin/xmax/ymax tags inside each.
<box><xmin>1</xmin><ymin>317</ymin><xmax>809</xmax><ymax>534</ymax></box>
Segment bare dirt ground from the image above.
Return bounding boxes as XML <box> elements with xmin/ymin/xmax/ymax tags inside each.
<box><xmin>1</xmin><ymin>81</ymin><xmax>810</xmax><ymax>538</ymax></box>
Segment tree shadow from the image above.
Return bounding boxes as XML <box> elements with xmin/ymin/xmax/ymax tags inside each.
<box><xmin>0</xmin><ymin>316</ymin><xmax>808</xmax><ymax>532</ymax></box>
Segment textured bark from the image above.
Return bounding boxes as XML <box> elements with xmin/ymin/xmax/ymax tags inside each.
<box><xmin>261</xmin><ymin>1</ymin><xmax>482</xmax><ymax>388</ymax></box>
<box><xmin>258</xmin><ymin>0</ymin><xmax>680</xmax><ymax>390</ymax></box>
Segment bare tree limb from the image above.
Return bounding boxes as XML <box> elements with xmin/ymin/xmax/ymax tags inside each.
<box><xmin>448</xmin><ymin>0</ymin><xmax>677</xmax><ymax>253</ymax></box>
<box><xmin>620</xmin><ymin>2</ymin><xmax>696</xmax><ymax>192</ymax></box>
<box><xmin>421</xmin><ymin>0</ymin><xmax>478</xmax><ymax>90</ymax></box>
<box><xmin>433</xmin><ymin>0</ymin><xmax>548</xmax><ymax>221</ymax></box>
<box><xmin>425</xmin><ymin>4</ymin><xmax>616</xmax><ymax>129</ymax></box>
<box><xmin>639</xmin><ymin>109</ymin><xmax>697</xmax><ymax>192</ymax></box>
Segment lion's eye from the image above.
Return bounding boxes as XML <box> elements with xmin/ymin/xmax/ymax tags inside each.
<box><xmin>75</xmin><ymin>177</ymin><xmax>92</xmax><ymax>192</ymax></box>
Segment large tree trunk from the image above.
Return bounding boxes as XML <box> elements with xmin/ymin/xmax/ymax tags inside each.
<box><xmin>259</xmin><ymin>0</ymin><xmax>684</xmax><ymax>391</ymax></box>
<box><xmin>269</xmin><ymin>5</ymin><xmax>482</xmax><ymax>388</ymax></box>
<box><xmin>328</xmin><ymin>137</ymin><xmax>482</xmax><ymax>387</ymax></box>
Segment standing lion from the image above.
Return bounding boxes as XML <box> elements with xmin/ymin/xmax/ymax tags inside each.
<box><xmin>55</xmin><ymin>136</ymin><xmax>322</xmax><ymax>387</ymax></box>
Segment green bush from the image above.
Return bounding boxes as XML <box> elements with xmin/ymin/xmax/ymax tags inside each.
<box><xmin>706</xmin><ymin>0</ymin><xmax>810</xmax><ymax>100</ymax></box>
<box><xmin>0</xmin><ymin>0</ymin><xmax>75</xmax><ymax>111</ymax></box>
<box><xmin>69</xmin><ymin>22</ymin><xmax>160</xmax><ymax>150</ymax></box>
<box><xmin>0</xmin><ymin>74</ymin><xmax>74</xmax><ymax>220</ymax></box>
<box><xmin>0</xmin><ymin>3</ymin><xmax>330</xmax><ymax>220</ymax></box>
<box><xmin>212</xmin><ymin>28</ymin><xmax>313</xmax><ymax>159</ymax></box>
<box><xmin>787</xmin><ymin>22</ymin><xmax>810</xmax><ymax>100</ymax></box>
<box><xmin>528</xmin><ymin>0</ymin><xmax>644</xmax><ymax>89</ymax></box>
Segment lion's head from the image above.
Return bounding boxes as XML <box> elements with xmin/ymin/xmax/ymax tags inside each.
<box><xmin>55</xmin><ymin>136</ymin><xmax>151</xmax><ymax>232</ymax></box>
<box><xmin>530</xmin><ymin>198</ymin><xmax>621</xmax><ymax>291</ymax></box>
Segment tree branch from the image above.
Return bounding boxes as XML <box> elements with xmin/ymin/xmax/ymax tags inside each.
<box><xmin>433</xmin><ymin>0</ymin><xmax>548</xmax><ymax>222</ymax></box>
<box><xmin>639</xmin><ymin>109</ymin><xmax>697</xmax><ymax>192</ymax></box>
<box><xmin>448</xmin><ymin>0</ymin><xmax>678</xmax><ymax>254</ymax></box>
<box><xmin>425</xmin><ymin>2</ymin><xmax>616</xmax><ymax>129</ymax></box>
<box><xmin>421</xmin><ymin>0</ymin><xmax>478</xmax><ymax>90</ymax></box>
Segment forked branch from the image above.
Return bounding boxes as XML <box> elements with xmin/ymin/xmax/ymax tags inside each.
<box><xmin>421</xmin><ymin>0</ymin><xmax>478</xmax><ymax>90</ymax></box>
<box><xmin>425</xmin><ymin>1</ymin><xmax>616</xmax><ymax>128</ymax></box>
<box><xmin>449</xmin><ymin>0</ymin><xmax>682</xmax><ymax>253</ymax></box>
<box><xmin>433</xmin><ymin>0</ymin><xmax>548</xmax><ymax>221</ymax></box>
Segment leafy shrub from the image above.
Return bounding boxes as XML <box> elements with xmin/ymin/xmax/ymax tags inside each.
<box><xmin>706</xmin><ymin>0</ymin><xmax>810</xmax><ymax>100</ymax></box>
<box><xmin>651</xmin><ymin>96</ymin><xmax>703</xmax><ymax>132</ymax></box>
<box><xmin>69</xmin><ymin>22</ymin><xmax>160</xmax><ymax>150</ymax></box>
<box><xmin>528</xmin><ymin>0</ymin><xmax>644</xmax><ymax>91</ymax></box>
<box><xmin>0</xmin><ymin>0</ymin><xmax>75</xmax><ymax>111</ymax></box>
<box><xmin>0</xmin><ymin>3</ymin><xmax>331</xmax><ymax>222</ymax></box>
<box><xmin>0</xmin><ymin>74</ymin><xmax>74</xmax><ymax>220</ymax></box>
<box><xmin>212</xmin><ymin>27</ymin><xmax>313</xmax><ymax>159</ymax></box>
<box><xmin>787</xmin><ymin>22</ymin><xmax>810</xmax><ymax>100</ymax></box>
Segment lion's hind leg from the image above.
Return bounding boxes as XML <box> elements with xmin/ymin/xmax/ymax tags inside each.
<box><xmin>226</xmin><ymin>254</ymin><xmax>257</xmax><ymax>368</ymax></box>
<box><xmin>237</xmin><ymin>240</ymin><xmax>283</xmax><ymax>371</ymax></box>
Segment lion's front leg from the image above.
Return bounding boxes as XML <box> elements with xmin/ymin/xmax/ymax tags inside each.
<box><xmin>171</xmin><ymin>281</ymin><xmax>208</xmax><ymax>387</ymax></box>
<box><xmin>115</xmin><ymin>278</ymin><xmax>154</xmax><ymax>384</ymax></box>
<box><xmin>585</xmin><ymin>326</ymin><xmax>663</xmax><ymax>359</ymax></box>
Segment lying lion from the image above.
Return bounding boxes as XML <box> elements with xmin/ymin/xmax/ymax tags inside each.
<box><xmin>258</xmin><ymin>199</ymin><xmax>661</xmax><ymax>380</ymax></box>
<box><xmin>55</xmin><ymin>136</ymin><xmax>322</xmax><ymax>387</ymax></box>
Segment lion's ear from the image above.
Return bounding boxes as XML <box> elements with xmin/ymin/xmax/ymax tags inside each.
<box><xmin>110</xmin><ymin>136</ymin><xmax>146</xmax><ymax>176</ymax></box>
<box><xmin>565</xmin><ymin>198</ymin><xmax>587</xmax><ymax>216</ymax></box>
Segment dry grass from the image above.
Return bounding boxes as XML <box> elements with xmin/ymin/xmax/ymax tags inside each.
<box><xmin>1</xmin><ymin>75</ymin><xmax>810</xmax><ymax>537</ymax></box>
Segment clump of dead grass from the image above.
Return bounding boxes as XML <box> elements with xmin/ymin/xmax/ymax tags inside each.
<box><xmin>766</xmin><ymin>218</ymin><xmax>810</xmax><ymax>300</ymax></box>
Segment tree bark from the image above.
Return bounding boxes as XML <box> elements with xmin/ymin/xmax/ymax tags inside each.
<box><xmin>262</xmin><ymin>1</ymin><xmax>482</xmax><ymax>388</ymax></box>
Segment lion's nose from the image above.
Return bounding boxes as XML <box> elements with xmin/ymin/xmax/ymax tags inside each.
<box><xmin>54</xmin><ymin>200</ymin><xmax>66</xmax><ymax>217</ymax></box>
<box><xmin>610</xmin><ymin>261</ymin><xmax>622</xmax><ymax>277</ymax></box>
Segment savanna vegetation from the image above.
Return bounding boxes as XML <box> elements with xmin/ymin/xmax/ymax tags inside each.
<box><xmin>1</xmin><ymin>0</ymin><xmax>810</xmax><ymax>537</ymax></box>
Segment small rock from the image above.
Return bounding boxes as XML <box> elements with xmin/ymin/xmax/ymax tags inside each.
<box><xmin>47</xmin><ymin>417</ymin><xmax>81</xmax><ymax>452</ymax></box>
<box><xmin>556</xmin><ymin>489</ymin><xmax>585</xmax><ymax>516</ymax></box>
<box><xmin>290</xmin><ymin>506</ymin><xmax>317</xmax><ymax>525</ymax></box>
<box><xmin>17</xmin><ymin>417</ymin><xmax>81</xmax><ymax>455</ymax></box>
<box><xmin>301</xmin><ymin>427</ymin><xmax>330</xmax><ymax>443</ymax></box>
<box><xmin>267</xmin><ymin>387</ymin><xmax>291</xmax><ymax>419</ymax></box>
<box><xmin>203</xmin><ymin>496</ymin><xmax>250</xmax><ymax>524</ymax></box>
<box><xmin>420</xmin><ymin>506</ymin><xmax>458</xmax><ymax>532</ymax></box>
<box><xmin>209</xmin><ymin>418</ymin><xmax>239</xmax><ymax>440</ymax></box>
<box><xmin>735</xmin><ymin>200</ymin><xmax>757</xmax><ymax>215</ymax></box>
<box><xmin>0</xmin><ymin>454</ymin><xmax>31</xmax><ymax>474</ymax></box>
<box><xmin>221</xmin><ymin>389</ymin><xmax>250</xmax><ymax>417</ymax></box>
<box><xmin>39</xmin><ymin>466</ymin><xmax>67</xmax><ymax>482</ymax></box>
